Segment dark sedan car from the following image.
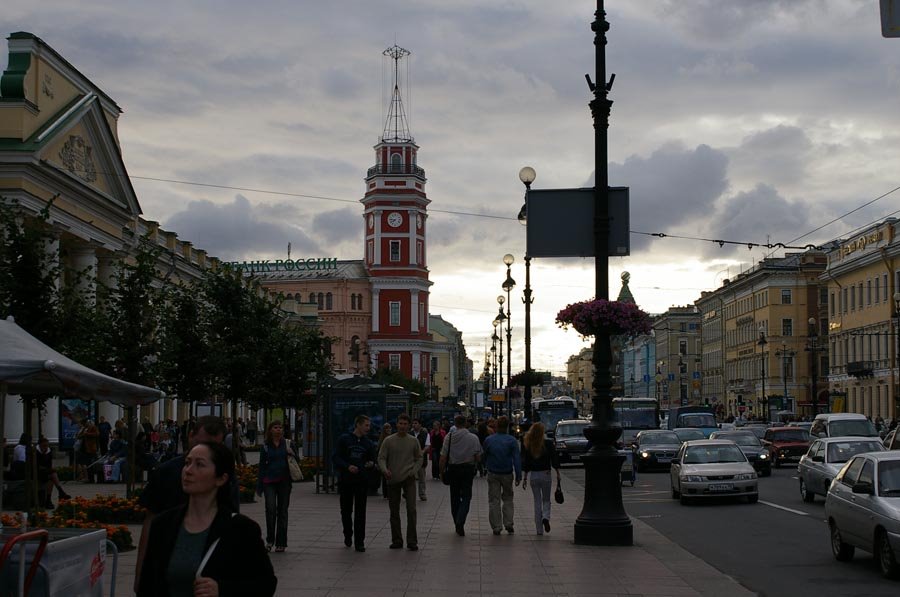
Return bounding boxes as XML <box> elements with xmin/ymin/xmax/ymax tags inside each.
<box><xmin>633</xmin><ymin>430</ymin><xmax>683</xmax><ymax>472</ymax></box>
<box><xmin>709</xmin><ymin>431</ymin><xmax>772</xmax><ymax>476</ymax></box>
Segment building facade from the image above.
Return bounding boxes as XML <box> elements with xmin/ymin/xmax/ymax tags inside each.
<box><xmin>696</xmin><ymin>290</ymin><xmax>725</xmax><ymax>409</ymax></box>
<box><xmin>653</xmin><ymin>306</ymin><xmax>702</xmax><ymax>410</ymax></box>
<box><xmin>566</xmin><ymin>346</ymin><xmax>594</xmax><ymax>416</ymax></box>
<box><xmin>822</xmin><ymin>219</ymin><xmax>900</xmax><ymax>419</ymax></box>
<box><xmin>621</xmin><ymin>333</ymin><xmax>657</xmax><ymax>399</ymax></box>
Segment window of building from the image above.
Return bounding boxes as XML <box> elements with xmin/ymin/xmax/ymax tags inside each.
<box><xmin>784</xmin><ymin>356</ymin><xmax>794</xmax><ymax>381</ymax></box>
<box><xmin>850</xmin><ymin>285</ymin><xmax>856</xmax><ymax>311</ymax></box>
<box><xmin>781</xmin><ymin>289</ymin><xmax>792</xmax><ymax>305</ymax></box>
<box><xmin>326</xmin><ymin>292</ymin><xmax>333</xmax><ymax>310</ymax></box>
<box><xmin>416</xmin><ymin>240</ymin><xmax>424</xmax><ymax>265</ymax></box>
<box><xmin>317</xmin><ymin>292</ymin><xmax>324</xmax><ymax>310</ymax></box>
<box><xmin>390</xmin><ymin>153</ymin><xmax>402</xmax><ymax>173</ymax></box>
<box><xmin>859</xmin><ymin>283</ymin><xmax>864</xmax><ymax>309</ymax></box>
<box><xmin>390</xmin><ymin>240</ymin><xmax>401</xmax><ymax>262</ymax></box>
<box><xmin>680</xmin><ymin>322</ymin><xmax>686</xmax><ymax>332</ymax></box>
<box><xmin>819</xmin><ymin>286</ymin><xmax>828</xmax><ymax>307</ymax></box>
<box><xmin>367</xmin><ymin>241</ymin><xmax>374</xmax><ymax>263</ymax></box>
<box><xmin>842</xmin><ymin>287</ymin><xmax>848</xmax><ymax>313</ymax></box>
<box><xmin>389</xmin><ymin>301</ymin><xmax>401</xmax><ymax>326</ymax></box>
<box><xmin>867</xmin><ymin>280</ymin><xmax>872</xmax><ymax>306</ymax></box>
<box><xmin>419</xmin><ymin>302</ymin><xmax>425</xmax><ymax>328</ymax></box>
<box><xmin>309</xmin><ymin>292</ymin><xmax>316</xmax><ymax>305</ymax></box>
<box><xmin>679</xmin><ymin>340</ymin><xmax>687</xmax><ymax>355</ymax></box>
<box><xmin>830</xmin><ymin>292</ymin><xmax>835</xmax><ymax>317</ymax></box>
<box><xmin>389</xmin><ymin>353</ymin><xmax>401</xmax><ymax>370</ymax></box>
<box><xmin>875</xmin><ymin>276</ymin><xmax>880</xmax><ymax>303</ymax></box>
<box><xmin>358</xmin><ymin>294</ymin><xmax>364</xmax><ymax>311</ymax></box>
<box><xmin>350</xmin><ymin>294</ymin><xmax>356</xmax><ymax>310</ymax></box>
<box><xmin>782</xmin><ymin>318</ymin><xmax>793</xmax><ymax>337</ymax></box>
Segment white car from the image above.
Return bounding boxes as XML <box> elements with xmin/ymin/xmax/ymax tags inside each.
<box><xmin>825</xmin><ymin>451</ymin><xmax>900</xmax><ymax>579</ymax></box>
<box><xmin>798</xmin><ymin>437</ymin><xmax>885</xmax><ymax>503</ymax></box>
<box><xmin>670</xmin><ymin>439</ymin><xmax>758</xmax><ymax>505</ymax></box>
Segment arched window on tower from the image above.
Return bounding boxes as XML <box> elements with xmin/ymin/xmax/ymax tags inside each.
<box><xmin>351</xmin><ymin>294</ymin><xmax>358</xmax><ymax>310</ymax></box>
<box><xmin>390</xmin><ymin>153</ymin><xmax>402</xmax><ymax>173</ymax></box>
<box><xmin>317</xmin><ymin>293</ymin><xmax>324</xmax><ymax>310</ymax></box>
<box><xmin>309</xmin><ymin>292</ymin><xmax>316</xmax><ymax>305</ymax></box>
<box><xmin>326</xmin><ymin>292</ymin><xmax>333</xmax><ymax>310</ymax></box>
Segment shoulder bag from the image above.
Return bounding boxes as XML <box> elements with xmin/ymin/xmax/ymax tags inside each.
<box><xmin>285</xmin><ymin>439</ymin><xmax>303</xmax><ymax>482</ymax></box>
<box><xmin>441</xmin><ymin>431</ymin><xmax>454</xmax><ymax>486</ymax></box>
<box><xmin>555</xmin><ymin>478</ymin><xmax>565</xmax><ymax>504</ymax></box>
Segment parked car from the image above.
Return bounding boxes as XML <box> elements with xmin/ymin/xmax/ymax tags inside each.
<box><xmin>884</xmin><ymin>429</ymin><xmax>899</xmax><ymax>451</ymax></box>
<box><xmin>665</xmin><ymin>406</ymin><xmax>718</xmax><ymax>437</ymax></box>
<box><xmin>632</xmin><ymin>430</ymin><xmax>682</xmax><ymax>472</ymax></box>
<box><xmin>742</xmin><ymin>425</ymin><xmax>769</xmax><ymax>440</ymax></box>
<box><xmin>798</xmin><ymin>437</ymin><xmax>885</xmax><ymax>502</ymax></box>
<box><xmin>810</xmin><ymin>413</ymin><xmax>879</xmax><ymax>439</ymax></box>
<box><xmin>673</xmin><ymin>428</ymin><xmax>706</xmax><ymax>443</ymax></box>
<box><xmin>825</xmin><ymin>451</ymin><xmax>900</xmax><ymax>579</ymax></box>
<box><xmin>762</xmin><ymin>426</ymin><xmax>811</xmax><ymax>468</ymax></box>
<box><xmin>670</xmin><ymin>439</ymin><xmax>758</xmax><ymax>505</ymax></box>
<box><xmin>789</xmin><ymin>422</ymin><xmax>813</xmax><ymax>434</ymax></box>
<box><xmin>554</xmin><ymin>419</ymin><xmax>590</xmax><ymax>463</ymax></box>
<box><xmin>709</xmin><ymin>431</ymin><xmax>772</xmax><ymax>476</ymax></box>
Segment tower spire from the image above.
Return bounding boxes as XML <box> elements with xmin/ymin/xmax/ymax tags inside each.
<box><xmin>382</xmin><ymin>44</ymin><xmax>412</xmax><ymax>143</ymax></box>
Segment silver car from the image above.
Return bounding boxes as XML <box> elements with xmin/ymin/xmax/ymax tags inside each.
<box><xmin>670</xmin><ymin>439</ymin><xmax>759</xmax><ymax>505</ymax></box>
<box><xmin>826</xmin><ymin>451</ymin><xmax>900</xmax><ymax>579</ymax></box>
<box><xmin>799</xmin><ymin>437</ymin><xmax>885</xmax><ymax>503</ymax></box>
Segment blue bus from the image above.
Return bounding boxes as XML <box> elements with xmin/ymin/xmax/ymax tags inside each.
<box><xmin>532</xmin><ymin>397</ymin><xmax>580</xmax><ymax>439</ymax></box>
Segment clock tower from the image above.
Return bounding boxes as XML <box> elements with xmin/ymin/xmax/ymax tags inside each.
<box><xmin>362</xmin><ymin>45</ymin><xmax>433</xmax><ymax>385</ymax></box>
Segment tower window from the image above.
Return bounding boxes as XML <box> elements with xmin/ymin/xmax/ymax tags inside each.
<box><xmin>390</xmin><ymin>240</ymin><xmax>401</xmax><ymax>262</ymax></box>
<box><xmin>367</xmin><ymin>241</ymin><xmax>374</xmax><ymax>263</ymax></box>
<box><xmin>389</xmin><ymin>353</ymin><xmax>401</xmax><ymax>371</ymax></box>
<box><xmin>390</xmin><ymin>153</ymin><xmax>402</xmax><ymax>173</ymax></box>
<box><xmin>390</xmin><ymin>301</ymin><xmax>401</xmax><ymax>326</ymax></box>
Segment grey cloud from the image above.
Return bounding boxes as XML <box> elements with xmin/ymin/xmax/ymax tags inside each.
<box><xmin>321</xmin><ymin>69</ymin><xmax>364</xmax><ymax>98</ymax></box>
<box><xmin>727</xmin><ymin>125</ymin><xmax>813</xmax><ymax>188</ymax></box>
<box><xmin>174</xmin><ymin>153</ymin><xmax>359</xmax><ymax>192</ymax></box>
<box><xmin>311</xmin><ymin>207</ymin><xmax>361</xmax><ymax>246</ymax></box>
<box><xmin>163</xmin><ymin>194</ymin><xmax>319</xmax><ymax>261</ymax></box>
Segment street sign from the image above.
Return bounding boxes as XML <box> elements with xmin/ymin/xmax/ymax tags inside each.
<box><xmin>642</xmin><ymin>374</ymin><xmax>650</xmax><ymax>383</ymax></box>
<box><xmin>692</xmin><ymin>372</ymin><xmax>701</xmax><ymax>380</ymax></box>
<box><xmin>691</xmin><ymin>380</ymin><xmax>701</xmax><ymax>389</ymax></box>
<box><xmin>667</xmin><ymin>373</ymin><xmax>675</xmax><ymax>381</ymax></box>
<box><xmin>490</xmin><ymin>393</ymin><xmax>506</xmax><ymax>402</ymax></box>
<box><xmin>883</xmin><ymin>0</ymin><xmax>900</xmax><ymax>37</ymax></box>
<box><xmin>526</xmin><ymin>187</ymin><xmax>630</xmax><ymax>257</ymax></box>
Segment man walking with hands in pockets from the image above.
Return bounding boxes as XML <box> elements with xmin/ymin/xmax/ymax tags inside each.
<box><xmin>482</xmin><ymin>416</ymin><xmax>522</xmax><ymax>535</ymax></box>
<box><xmin>378</xmin><ymin>413</ymin><xmax>423</xmax><ymax>550</ymax></box>
<box><xmin>333</xmin><ymin>414</ymin><xmax>377</xmax><ymax>552</ymax></box>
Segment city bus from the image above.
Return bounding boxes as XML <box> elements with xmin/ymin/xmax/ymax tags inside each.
<box><xmin>532</xmin><ymin>396</ymin><xmax>580</xmax><ymax>439</ymax></box>
<box><xmin>612</xmin><ymin>397</ymin><xmax>660</xmax><ymax>444</ymax></box>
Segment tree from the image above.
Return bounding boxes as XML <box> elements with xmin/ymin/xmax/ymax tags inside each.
<box><xmin>157</xmin><ymin>282</ymin><xmax>213</xmax><ymax>415</ymax></box>
<box><xmin>371</xmin><ymin>366</ymin><xmax>428</xmax><ymax>403</ymax></box>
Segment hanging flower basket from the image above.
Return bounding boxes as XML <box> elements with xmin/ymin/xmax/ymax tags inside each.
<box><xmin>556</xmin><ymin>299</ymin><xmax>652</xmax><ymax>338</ymax></box>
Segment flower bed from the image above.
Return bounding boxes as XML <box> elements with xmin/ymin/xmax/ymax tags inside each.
<box><xmin>54</xmin><ymin>495</ymin><xmax>146</xmax><ymax>525</ymax></box>
<box><xmin>4</xmin><ymin>512</ymin><xmax>135</xmax><ymax>552</ymax></box>
<box><xmin>236</xmin><ymin>464</ymin><xmax>258</xmax><ymax>503</ymax></box>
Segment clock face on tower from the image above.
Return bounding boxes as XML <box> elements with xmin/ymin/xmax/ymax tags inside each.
<box><xmin>387</xmin><ymin>212</ymin><xmax>403</xmax><ymax>228</ymax></box>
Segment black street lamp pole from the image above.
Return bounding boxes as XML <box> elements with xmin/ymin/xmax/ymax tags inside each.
<box><xmin>758</xmin><ymin>332</ymin><xmax>768</xmax><ymax>422</ymax></box>
<box><xmin>574</xmin><ymin>0</ymin><xmax>632</xmax><ymax>546</ymax></box>
<box><xmin>518</xmin><ymin>167</ymin><xmax>536</xmax><ymax>422</ymax></box>
<box><xmin>496</xmin><ymin>299</ymin><xmax>506</xmax><ymax>412</ymax></box>
<box><xmin>503</xmin><ymin>255</ymin><xmax>516</xmax><ymax>417</ymax></box>
<box><xmin>894</xmin><ymin>293</ymin><xmax>900</xmax><ymax>416</ymax></box>
<box><xmin>807</xmin><ymin>317</ymin><xmax>818</xmax><ymax>416</ymax></box>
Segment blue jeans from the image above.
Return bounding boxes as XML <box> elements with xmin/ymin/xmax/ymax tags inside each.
<box><xmin>263</xmin><ymin>479</ymin><xmax>292</xmax><ymax>547</ymax></box>
<box><xmin>449</xmin><ymin>463</ymin><xmax>476</xmax><ymax>527</ymax></box>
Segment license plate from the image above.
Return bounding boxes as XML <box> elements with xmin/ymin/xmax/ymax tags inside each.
<box><xmin>708</xmin><ymin>483</ymin><xmax>734</xmax><ymax>492</ymax></box>
<box><xmin>571</xmin><ymin>454</ymin><xmax>581</xmax><ymax>460</ymax></box>
<box><xmin>656</xmin><ymin>457</ymin><xmax>671</xmax><ymax>463</ymax></box>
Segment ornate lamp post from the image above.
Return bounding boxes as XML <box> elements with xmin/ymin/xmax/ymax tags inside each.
<box><xmin>496</xmin><ymin>297</ymin><xmax>507</xmax><ymax>396</ymax></box>
<box><xmin>573</xmin><ymin>0</ymin><xmax>632</xmax><ymax>546</ymax></box>
<box><xmin>758</xmin><ymin>332</ymin><xmax>768</xmax><ymax>421</ymax></box>
<box><xmin>518</xmin><ymin>166</ymin><xmax>536</xmax><ymax>421</ymax></box>
<box><xmin>502</xmin><ymin>254</ymin><xmax>516</xmax><ymax>416</ymax></box>
<box><xmin>806</xmin><ymin>317</ymin><xmax>819</xmax><ymax>416</ymax></box>
<box><xmin>775</xmin><ymin>341</ymin><xmax>796</xmax><ymax>416</ymax></box>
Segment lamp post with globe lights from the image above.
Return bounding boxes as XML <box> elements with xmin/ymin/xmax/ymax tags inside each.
<box><xmin>496</xmin><ymin>297</ymin><xmax>507</xmax><ymax>412</ymax></box>
<box><xmin>806</xmin><ymin>317</ymin><xmax>819</xmax><ymax>416</ymax></box>
<box><xmin>518</xmin><ymin>166</ymin><xmax>536</xmax><ymax>421</ymax></box>
<box><xmin>502</xmin><ymin>254</ymin><xmax>516</xmax><ymax>415</ymax></box>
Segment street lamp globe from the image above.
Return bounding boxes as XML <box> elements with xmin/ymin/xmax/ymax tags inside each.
<box><xmin>808</xmin><ymin>317</ymin><xmax>816</xmax><ymax>326</ymax></box>
<box><xmin>503</xmin><ymin>253</ymin><xmax>515</xmax><ymax>266</ymax></box>
<box><xmin>518</xmin><ymin>166</ymin><xmax>536</xmax><ymax>186</ymax></box>
<box><xmin>497</xmin><ymin>295</ymin><xmax>505</xmax><ymax>305</ymax></box>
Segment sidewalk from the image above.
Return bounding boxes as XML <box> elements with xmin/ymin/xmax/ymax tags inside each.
<box><xmin>47</xmin><ymin>468</ymin><xmax>754</xmax><ymax>596</ymax></box>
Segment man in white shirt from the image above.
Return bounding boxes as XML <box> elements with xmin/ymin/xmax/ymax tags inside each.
<box><xmin>440</xmin><ymin>415</ymin><xmax>482</xmax><ymax>536</ymax></box>
<box><xmin>410</xmin><ymin>418</ymin><xmax>431</xmax><ymax>501</ymax></box>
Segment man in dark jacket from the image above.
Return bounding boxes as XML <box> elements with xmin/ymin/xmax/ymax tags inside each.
<box><xmin>332</xmin><ymin>414</ymin><xmax>377</xmax><ymax>552</ymax></box>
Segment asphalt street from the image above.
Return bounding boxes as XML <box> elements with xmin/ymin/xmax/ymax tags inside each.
<box><xmin>561</xmin><ymin>460</ymin><xmax>899</xmax><ymax>597</ymax></box>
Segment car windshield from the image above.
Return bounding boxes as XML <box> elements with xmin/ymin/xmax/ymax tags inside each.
<box><xmin>641</xmin><ymin>432</ymin><xmax>679</xmax><ymax>445</ymax></box>
<box><xmin>683</xmin><ymin>444</ymin><xmax>747</xmax><ymax>464</ymax></box>
<box><xmin>678</xmin><ymin>414</ymin><xmax>717</xmax><ymax>428</ymax></box>
<box><xmin>556</xmin><ymin>424</ymin><xmax>587</xmax><ymax>437</ymax></box>
<box><xmin>674</xmin><ymin>429</ymin><xmax>705</xmax><ymax>442</ymax></box>
<box><xmin>829</xmin><ymin>420</ymin><xmax>878</xmax><ymax>438</ymax></box>
<box><xmin>772</xmin><ymin>430</ymin><xmax>809</xmax><ymax>442</ymax></box>
<box><xmin>744</xmin><ymin>426</ymin><xmax>767</xmax><ymax>439</ymax></box>
<box><xmin>826</xmin><ymin>441</ymin><xmax>884</xmax><ymax>464</ymax></box>
<box><xmin>722</xmin><ymin>434</ymin><xmax>760</xmax><ymax>447</ymax></box>
<box><xmin>878</xmin><ymin>461</ymin><xmax>900</xmax><ymax>496</ymax></box>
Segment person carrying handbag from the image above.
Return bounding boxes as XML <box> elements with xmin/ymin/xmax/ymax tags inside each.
<box><xmin>521</xmin><ymin>422</ymin><xmax>561</xmax><ymax>535</ymax></box>
<box><xmin>256</xmin><ymin>420</ymin><xmax>297</xmax><ymax>552</ymax></box>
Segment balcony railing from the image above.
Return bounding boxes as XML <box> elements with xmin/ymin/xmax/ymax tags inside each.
<box><xmin>367</xmin><ymin>164</ymin><xmax>426</xmax><ymax>178</ymax></box>
<box><xmin>847</xmin><ymin>360</ymin><xmax>875</xmax><ymax>378</ymax></box>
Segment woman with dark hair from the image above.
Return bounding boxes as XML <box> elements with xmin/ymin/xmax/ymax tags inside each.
<box><xmin>10</xmin><ymin>433</ymin><xmax>30</xmax><ymax>480</ymax></box>
<box><xmin>138</xmin><ymin>441</ymin><xmax>276</xmax><ymax>596</ymax></box>
<box><xmin>522</xmin><ymin>422</ymin><xmax>560</xmax><ymax>535</ymax></box>
<box><xmin>256</xmin><ymin>420</ymin><xmax>298</xmax><ymax>552</ymax></box>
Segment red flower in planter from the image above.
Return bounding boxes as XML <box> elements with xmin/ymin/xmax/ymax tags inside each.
<box><xmin>556</xmin><ymin>299</ymin><xmax>651</xmax><ymax>338</ymax></box>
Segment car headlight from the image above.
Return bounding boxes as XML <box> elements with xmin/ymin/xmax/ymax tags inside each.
<box><xmin>736</xmin><ymin>473</ymin><xmax>757</xmax><ymax>480</ymax></box>
<box><xmin>641</xmin><ymin>451</ymin><xmax>650</xmax><ymax>459</ymax></box>
<box><xmin>683</xmin><ymin>475</ymin><xmax>704</xmax><ymax>483</ymax></box>
<box><xmin>758</xmin><ymin>452</ymin><xmax>768</xmax><ymax>460</ymax></box>
<box><xmin>556</xmin><ymin>441</ymin><xmax>566</xmax><ymax>448</ymax></box>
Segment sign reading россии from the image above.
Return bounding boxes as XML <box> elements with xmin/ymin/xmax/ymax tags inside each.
<box><xmin>226</xmin><ymin>257</ymin><xmax>339</xmax><ymax>273</ymax></box>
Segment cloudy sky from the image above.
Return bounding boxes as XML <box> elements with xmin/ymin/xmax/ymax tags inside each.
<box><xmin>5</xmin><ymin>1</ymin><xmax>900</xmax><ymax>378</ymax></box>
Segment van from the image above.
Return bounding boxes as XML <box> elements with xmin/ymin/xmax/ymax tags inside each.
<box><xmin>665</xmin><ymin>406</ymin><xmax>718</xmax><ymax>438</ymax></box>
<box><xmin>809</xmin><ymin>413</ymin><xmax>878</xmax><ymax>438</ymax></box>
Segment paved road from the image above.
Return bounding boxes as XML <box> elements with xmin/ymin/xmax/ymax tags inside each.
<box><xmin>561</xmin><ymin>461</ymin><xmax>899</xmax><ymax>597</ymax></box>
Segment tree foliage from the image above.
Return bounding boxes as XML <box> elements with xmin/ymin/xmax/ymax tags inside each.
<box><xmin>371</xmin><ymin>366</ymin><xmax>429</xmax><ymax>403</ymax></box>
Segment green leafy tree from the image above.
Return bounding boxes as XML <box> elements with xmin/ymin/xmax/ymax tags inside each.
<box><xmin>157</xmin><ymin>282</ymin><xmax>212</xmax><ymax>413</ymax></box>
<box><xmin>371</xmin><ymin>366</ymin><xmax>428</xmax><ymax>403</ymax></box>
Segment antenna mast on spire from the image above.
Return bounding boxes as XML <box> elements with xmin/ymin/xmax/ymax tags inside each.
<box><xmin>382</xmin><ymin>44</ymin><xmax>413</xmax><ymax>143</ymax></box>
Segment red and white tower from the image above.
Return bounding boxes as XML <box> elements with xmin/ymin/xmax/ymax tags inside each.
<box><xmin>363</xmin><ymin>45</ymin><xmax>433</xmax><ymax>384</ymax></box>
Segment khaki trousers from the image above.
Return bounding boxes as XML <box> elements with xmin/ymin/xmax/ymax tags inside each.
<box><xmin>387</xmin><ymin>476</ymin><xmax>418</xmax><ymax>546</ymax></box>
<box><xmin>487</xmin><ymin>472</ymin><xmax>515</xmax><ymax>531</ymax></box>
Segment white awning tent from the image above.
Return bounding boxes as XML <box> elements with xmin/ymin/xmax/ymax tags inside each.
<box><xmin>0</xmin><ymin>315</ymin><xmax>164</xmax><ymax>406</ymax></box>
<box><xmin>0</xmin><ymin>315</ymin><xmax>165</xmax><ymax>511</ymax></box>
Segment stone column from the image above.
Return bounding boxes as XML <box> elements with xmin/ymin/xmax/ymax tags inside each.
<box><xmin>96</xmin><ymin>251</ymin><xmax>120</xmax><ymax>291</ymax></box>
<box><xmin>411</xmin><ymin>291</ymin><xmax>419</xmax><ymax>332</ymax></box>
<box><xmin>69</xmin><ymin>245</ymin><xmax>98</xmax><ymax>303</ymax></box>
<box><xmin>372</xmin><ymin>289</ymin><xmax>380</xmax><ymax>332</ymax></box>
<box><xmin>412</xmin><ymin>350</ymin><xmax>421</xmax><ymax>380</ymax></box>
<box><xmin>44</xmin><ymin>236</ymin><xmax>61</xmax><ymax>291</ymax></box>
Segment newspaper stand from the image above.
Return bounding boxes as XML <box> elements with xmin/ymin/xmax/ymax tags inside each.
<box><xmin>0</xmin><ymin>528</ymin><xmax>118</xmax><ymax>596</ymax></box>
